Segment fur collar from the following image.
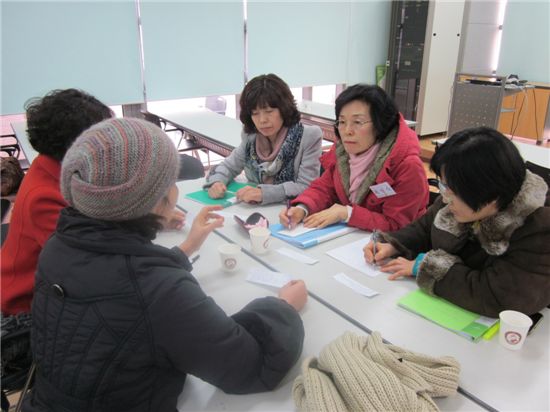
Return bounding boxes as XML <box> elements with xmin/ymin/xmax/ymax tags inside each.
<box><xmin>433</xmin><ymin>170</ymin><xmax>547</xmax><ymax>255</ymax></box>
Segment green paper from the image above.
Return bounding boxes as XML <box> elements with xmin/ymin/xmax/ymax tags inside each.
<box><xmin>398</xmin><ymin>289</ymin><xmax>498</xmax><ymax>342</ymax></box>
<box><xmin>185</xmin><ymin>181</ymin><xmax>256</xmax><ymax>208</ymax></box>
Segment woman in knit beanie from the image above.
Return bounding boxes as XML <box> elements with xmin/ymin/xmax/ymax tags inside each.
<box><xmin>24</xmin><ymin>118</ymin><xmax>307</xmax><ymax>412</ymax></box>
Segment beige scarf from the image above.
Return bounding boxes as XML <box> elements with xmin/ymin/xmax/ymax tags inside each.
<box><xmin>293</xmin><ymin>332</ymin><xmax>460</xmax><ymax>412</ymax></box>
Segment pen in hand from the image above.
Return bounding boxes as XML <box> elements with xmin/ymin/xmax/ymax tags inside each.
<box><xmin>371</xmin><ymin>230</ymin><xmax>379</xmax><ymax>265</ymax></box>
<box><xmin>286</xmin><ymin>199</ymin><xmax>292</xmax><ymax>230</ymax></box>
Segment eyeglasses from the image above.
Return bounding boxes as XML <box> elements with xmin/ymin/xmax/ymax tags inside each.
<box><xmin>334</xmin><ymin>119</ymin><xmax>372</xmax><ymax>130</ymax></box>
<box><xmin>438</xmin><ymin>180</ymin><xmax>454</xmax><ymax>201</ymax></box>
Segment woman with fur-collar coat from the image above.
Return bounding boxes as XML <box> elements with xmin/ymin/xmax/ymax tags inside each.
<box><xmin>364</xmin><ymin>127</ymin><xmax>550</xmax><ymax>318</ymax></box>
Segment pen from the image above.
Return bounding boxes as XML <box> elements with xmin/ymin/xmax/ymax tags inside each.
<box><xmin>190</xmin><ymin>254</ymin><xmax>200</xmax><ymax>264</ymax></box>
<box><xmin>286</xmin><ymin>199</ymin><xmax>292</xmax><ymax>230</ymax></box>
<box><xmin>372</xmin><ymin>230</ymin><xmax>379</xmax><ymax>265</ymax></box>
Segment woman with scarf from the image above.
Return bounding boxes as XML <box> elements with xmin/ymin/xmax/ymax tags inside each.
<box><xmin>205</xmin><ymin>73</ymin><xmax>322</xmax><ymax>204</ymax></box>
<box><xmin>280</xmin><ymin>84</ymin><xmax>428</xmax><ymax>232</ymax></box>
<box><xmin>364</xmin><ymin>127</ymin><xmax>550</xmax><ymax>318</ymax></box>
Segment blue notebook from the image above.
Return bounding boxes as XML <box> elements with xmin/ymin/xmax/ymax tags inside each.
<box><xmin>270</xmin><ymin>223</ymin><xmax>357</xmax><ymax>249</ymax></box>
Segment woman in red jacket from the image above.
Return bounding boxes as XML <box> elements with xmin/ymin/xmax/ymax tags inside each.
<box><xmin>279</xmin><ymin>84</ymin><xmax>428</xmax><ymax>232</ymax></box>
<box><xmin>1</xmin><ymin>89</ymin><xmax>112</xmax><ymax>315</ymax></box>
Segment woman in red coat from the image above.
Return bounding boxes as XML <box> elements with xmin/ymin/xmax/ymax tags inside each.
<box><xmin>1</xmin><ymin>89</ymin><xmax>112</xmax><ymax>315</ymax></box>
<box><xmin>280</xmin><ymin>84</ymin><xmax>428</xmax><ymax>232</ymax></box>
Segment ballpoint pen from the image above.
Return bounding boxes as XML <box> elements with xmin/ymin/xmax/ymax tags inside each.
<box><xmin>372</xmin><ymin>230</ymin><xmax>379</xmax><ymax>265</ymax></box>
<box><xmin>286</xmin><ymin>199</ymin><xmax>292</xmax><ymax>230</ymax></box>
<box><xmin>190</xmin><ymin>254</ymin><xmax>200</xmax><ymax>264</ymax></box>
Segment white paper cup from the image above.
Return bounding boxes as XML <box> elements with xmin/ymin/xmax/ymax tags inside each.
<box><xmin>498</xmin><ymin>310</ymin><xmax>532</xmax><ymax>350</ymax></box>
<box><xmin>218</xmin><ymin>243</ymin><xmax>241</xmax><ymax>272</ymax></box>
<box><xmin>249</xmin><ymin>227</ymin><xmax>271</xmax><ymax>255</ymax></box>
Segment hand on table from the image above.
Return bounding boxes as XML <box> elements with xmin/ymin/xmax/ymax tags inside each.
<box><xmin>279</xmin><ymin>280</ymin><xmax>307</xmax><ymax>311</ymax></box>
<box><xmin>303</xmin><ymin>204</ymin><xmax>347</xmax><ymax>228</ymax></box>
<box><xmin>179</xmin><ymin>205</ymin><xmax>224</xmax><ymax>256</ymax></box>
<box><xmin>208</xmin><ymin>182</ymin><xmax>227</xmax><ymax>199</ymax></box>
<box><xmin>380</xmin><ymin>257</ymin><xmax>415</xmax><ymax>280</ymax></box>
<box><xmin>279</xmin><ymin>206</ymin><xmax>306</xmax><ymax>230</ymax></box>
<box><xmin>236</xmin><ymin>186</ymin><xmax>262</xmax><ymax>204</ymax></box>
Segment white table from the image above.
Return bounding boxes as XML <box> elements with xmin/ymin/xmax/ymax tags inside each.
<box><xmin>155</xmin><ymin>219</ymin><xmax>483</xmax><ymax>411</ymax></box>
<box><xmin>297</xmin><ymin>99</ymin><xmax>418</xmax><ymax>132</ymax></box>
<box><xmin>11</xmin><ymin>121</ymin><xmax>39</xmax><ymax>164</ymax></box>
<box><xmin>432</xmin><ymin>137</ymin><xmax>550</xmax><ymax>168</ymax></box>
<box><xmin>175</xmin><ymin>178</ymin><xmax>549</xmax><ymax>412</ymax></box>
<box><xmin>148</xmin><ymin>108</ymin><xmax>243</xmax><ymax>157</ymax></box>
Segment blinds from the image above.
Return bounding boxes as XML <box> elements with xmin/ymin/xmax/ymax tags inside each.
<box><xmin>1</xmin><ymin>1</ymin><xmax>143</xmax><ymax>115</ymax></box>
<box><xmin>498</xmin><ymin>1</ymin><xmax>549</xmax><ymax>83</ymax></box>
<box><xmin>139</xmin><ymin>1</ymin><xmax>245</xmax><ymax>101</ymax></box>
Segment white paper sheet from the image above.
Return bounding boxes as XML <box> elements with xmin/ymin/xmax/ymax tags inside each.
<box><xmin>326</xmin><ymin>237</ymin><xmax>382</xmax><ymax>277</ymax></box>
<box><xmin>334</xmin><ymin>272</ymin><xmax>379</xmax><ymax>297</ymax></box>
<box><xmin>246</xmin><ymin>268</ymin><xmax>294</xmax><ymax>288</ymax></box>
<box><xmin>277</xmin><ymin>223</ymin><xmax>317</xmax><ymax>237</ymax></box>
<box><xmin>275</xmin><ymin>247</ymin><xmax>318</xmax><ymax>265</ymax></box>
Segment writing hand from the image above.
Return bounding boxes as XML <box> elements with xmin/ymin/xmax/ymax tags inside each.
<box><xmin>363</xmin><ymin>240</ymin><xmax>397</xmax><ymax>264</ymax></box>
<box><xmin>279</xmin><ymin>206</ymin><xmax>306</xmax><ymax>230</ymax></box>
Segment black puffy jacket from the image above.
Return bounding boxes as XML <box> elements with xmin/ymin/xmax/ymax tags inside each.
<box><xmin>23</xmin><ymin>208</ymin><xmax>304</xmax><ymax>412</ymax></box>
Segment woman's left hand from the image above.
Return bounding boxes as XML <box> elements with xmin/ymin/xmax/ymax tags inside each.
<box><xmin>303</xmin><ymin>204</ymin><xmax>347</xmax><ymax>228</ymax></box>
<box><xmin>236</xmin><ymin>186</ymin><xmax>263</xmax><ymax>204</ymax></box>
<box><xmin>163</xmin><ymin>208</ymin><xmax>186</xmax><ymax>230</ymax></box>
<box><xmin>380</xmin><ymin>257</ymin><xmax>415</xmax><ymax>280</ymax></box>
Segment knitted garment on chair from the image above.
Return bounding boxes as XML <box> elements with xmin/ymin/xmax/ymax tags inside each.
<box><xmin>293</xmin><ymin>332</ymin><xmax>460</xmax><ymax>412</ymax></box>
<box><xmin>244</xmin><ymin>122</ymin><xmax>303</xmax><ymax>185</ymax></box>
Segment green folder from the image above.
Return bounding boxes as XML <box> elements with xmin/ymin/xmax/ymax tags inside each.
<box><xmin>398</xmin><ymin>289</ymin><xmax>498</xmax><ymax>342</ymax></box>
<box><xmin>185</xmin><ymin>181</ymin><xmax>256</xmax><ymax>208</ymax></box>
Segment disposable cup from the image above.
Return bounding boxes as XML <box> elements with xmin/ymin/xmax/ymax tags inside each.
<box><xmin>498</xmin><ymin>310</ymin><xmax>532</xmax><ymax>350</ymax></box>
<box><xmin>249</xmin><ymin>227</ymin><xmax>271</xmax><ymax>255</ymax></box>
<box><xmin>218</xmin><ymin>243</ymin><xmax>241</xmax><ymax>272</ymax></box>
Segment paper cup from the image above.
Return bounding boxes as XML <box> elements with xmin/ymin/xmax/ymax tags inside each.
<box><xmin>218</xmin><ymin>243</ymin><xmax>241</xmax><ymax>272</ymax></box>
<box><xmin>498</xmin><ymin>310</ymin><xmax>532</xmax><ymax>350</ymax></box>
<box><xmin>249</xmin><ymin>227</ymin><xmax>271</xmax><ymax>255</ymax></box>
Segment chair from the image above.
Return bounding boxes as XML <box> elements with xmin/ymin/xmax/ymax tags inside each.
<box><xmin>178</xmin><ymin>154</ymin><xmax>205</xmax><ymax>181</ymax></box>
<box><xmin>427</xmin><ymin>178</ymin><xmax>440</xmax><ymax>206</ymax></box>
<box><xmin>141</xmin><ymin>111</ymin><xmax>205</xmax><ymax>162</ymax></box>
<box><xmin>205</xmin><ymin>96</ymin><xmax>227</xmax><ymax>116</ymax></box>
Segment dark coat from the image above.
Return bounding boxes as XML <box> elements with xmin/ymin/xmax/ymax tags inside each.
<box><xmin>383</xmin><ymin>171</ymin><xmax>550</xmax><ymax>318</ymax></box>
<box><xmin>24</xmin><ymin>209</ymin><xmax>304</xmax><ymax>412</ymax></box>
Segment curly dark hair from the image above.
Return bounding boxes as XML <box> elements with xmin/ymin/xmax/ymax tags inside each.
<box><xmin>25</xmin><ymin>89</ymin><xmax>112</xmax><ymax>161</ymax></box>
<box><xmin>334</xmin><ymin>84</ymin><xmax>399</xmax><ymax>143</ymax></box>
<box><xmin>239</xmin><ymin>74</ymin><xmax>300</xmax><ymax>134</ymax></box>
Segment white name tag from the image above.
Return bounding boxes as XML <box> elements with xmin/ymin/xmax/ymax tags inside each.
<box><xmin>369</xmin><ymin>182</ymin><xmax>396</xmax><ymax>198</ymax></box>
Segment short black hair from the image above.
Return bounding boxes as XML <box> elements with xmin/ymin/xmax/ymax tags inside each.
<box><xmin>334</xmin><ymin>84</ymin><xmax>399</xmax><ymax>142</ymax></box>
<box><xmin>25</xmin><ymin>89</ymin><xmax>112</xmax><ymax>161</ymax></box>
<box><xmin>115</xmin><ymin>213</ymin><xmax>164</xmax><ymax>240</ymax></box>
<box><xmin>431</xmin><ymin>127</ymin><xmax>526</xmax><ymax>211</ymax></box>
<box><xmin>239</xmin><ymin>74</ymin><xmax>300</xmax><ymax>134</ymax></box>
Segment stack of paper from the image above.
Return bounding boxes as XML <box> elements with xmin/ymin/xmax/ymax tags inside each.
<box><xmin>270</xmin><ymin>222</ymin><xmax>357</xmax><ymax>249</ymax></box>
<box><xmin>398</xmin><ymin>289</ymin><xmax>498</xmax><ymax>342</ymax></box>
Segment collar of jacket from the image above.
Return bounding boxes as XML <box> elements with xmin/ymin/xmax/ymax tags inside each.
<box><xmin>434</xmin><ymin>170</ymin><xmax>548</xmax><ymax>255</ymax></box>
<box><xmin>335</xmin><ymin>125</ymin><xmax>398</xmax><ymax>204</ymax></box>
<box><xmin>55</xmin><ymin>208</ymin><xmax>189</xmax><ymax>266</ymax></box>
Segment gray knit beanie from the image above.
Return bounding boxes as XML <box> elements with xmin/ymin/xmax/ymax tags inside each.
<box><xmin>61</xmin><ymin>118</ymin><xmax>179</xmax><ymax>221</ymax></box>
